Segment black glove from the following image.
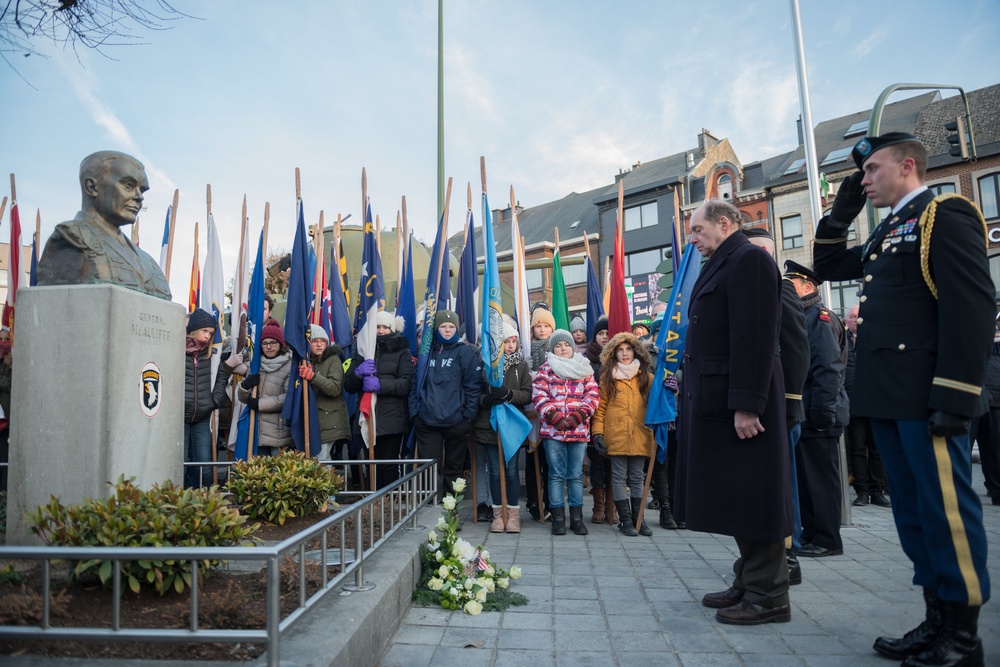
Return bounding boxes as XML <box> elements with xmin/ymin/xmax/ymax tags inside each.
<box><xmin>480</xmin><ymin>393</ymin><xmax>503</xmax><ymax>408</ymax></box>
<box><xmin>828</xmin><ymin>171</ymin><xmax>867</xmax><ymax>230</ymax></box>
<box><xmin>927</xmin><ymin>410</ymin><xmax>969</xmax><ymax>438</ymax></box>
<box><xmin>245</xmin><ymin>396</ymin><xmax>260</xmax><ymax>411</ymax></box>
<box><xmin>488</xmin><ymin>384</ymin><xmax>509</xmax><ymax>400</ymax></box>
<box><xmin>593</xmin><ymin>434</ymin><xmax>607</xmax><ymax>456</ymax></box>
<box><xmin>241</xmin><ymin>373</ymin><xmax>260</xmax><ymax>390</ymax></box>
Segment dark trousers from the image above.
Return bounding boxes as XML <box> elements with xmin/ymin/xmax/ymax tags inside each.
<box><xmin>415</xmin><ymin>420</ymin><xmax>471</xmax><ymax>500</ymax></box>
<box><xmin>525</xmin><ymin>442</ymin><xmax>549</xmax><ymax>511</ymax></box>
<box><xmin>970</xmin><ymin>407</ymin><xmax>1000</xmax><ymax>501</ymax></box>
<box><xmin>733</xmin><ymin>538</ymin><xmax>790</xmax><ymax>607</ymax></box>
<box><xmin>796</xmin><ymin>434</ymin><xmax>843</xmax><ymax>550</ymax></box>
<box><xmin>871</xmin><ymin>419</ymin><xmax>990</xmax><ymax>605</ymax></box>
<box><xmin>650</xmin><ymin>428</ymin><xmax>677</xmax><ymax>507</ymax></box>
<box><xmin>845</xmin><ymin>416</ymin><xmax>886</xmax><ymax>493</ymax></box>
<box><xmin>587</xmin><ymin>445</ymin><xmax>611</xmax><ymax>490</ymax></box>
<box><xmin>374</xmin><ymin>433</ymin><xmax>405</xmax><ymax>490</ymax></box>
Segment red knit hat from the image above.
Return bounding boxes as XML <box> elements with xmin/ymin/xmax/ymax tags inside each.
<box><xmin>261</xmin><ymin>321</ymin><xmax>285</xmax><ymax>348</ymax></box>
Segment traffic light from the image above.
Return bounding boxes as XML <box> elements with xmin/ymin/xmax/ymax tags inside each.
<box><xmin>944</xmin><ymin>116</ymin><xmax>969</xmax><ymax>160</ymax></box>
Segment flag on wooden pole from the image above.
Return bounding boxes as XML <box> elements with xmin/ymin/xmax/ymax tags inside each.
<box><xmin>188</xmin><ymin>222</ymin><xmax>201</xmax><ymax>313</ymax></box>
<box><xmin>456</xmin><ymin>192</ymin><xmax>478</xmax><ymax>344</ymax></box>
<box><xmin>550</xmin><ymin>228</ymin><xmax>570</xmax><ymax>330</ymax></box>
<box><xmin>607</xmin><ymin>182</ymin><xmax>630</xmax><ymax>337</ymax></box>
<box><xmin>509</xmin><ymin>187</ymin><xmax>531</xmax><ymax>344</ymax></box>
<box><xmin>354</xmin><ymin>201</ymin><xmax>385</xmax><ymax>451</ymax></box>
<box><xmin>203</xmin><ymin>210</ymin><xmax>226</xmax><ymax>377</ymax></box>
<box><xmin>233</xmin><ymin>227</ymin><xmax>267</xmax><ymax>461</ymax></box>
<box><xmin>3</xmin><ymin>176</ymin><xmax>22</xmax><ymax>333</ymax></box>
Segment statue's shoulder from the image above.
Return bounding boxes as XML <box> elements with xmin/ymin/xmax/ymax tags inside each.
<box><xmin>49</xmin><ymin>215</ymin><xmax>105</xmax><ymax>253</ymax></box>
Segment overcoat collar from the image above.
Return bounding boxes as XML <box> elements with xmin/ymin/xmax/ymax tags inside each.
<box><xmin>691</xmin><ymin>231</ymin><xmax>749</xmax><ymax>298</ymax></box>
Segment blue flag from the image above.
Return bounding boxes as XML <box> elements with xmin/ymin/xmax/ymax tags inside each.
<box><xmin>328</xmin><ymin>245</ymin><xmax>353</xmax><ymax>348</ymax></box>
<box><xmin>281</xmin><ymin>199</ymin><xmax>321</xmax><ymax>457</ymax></box>
<box><xmin>584</xmin><ymin>255</ymin><xmax>604</xmax><ymax>341</ymax></box>
<box><xmin>398</xmin><ymin>234</ymin><xmax>418</xmax><ymax>356</ymax></box>
<box><xmin>645</xmin><ymin>242</ymin><xmax>701</xmax><ymax>464</ymax></box>
<box><xmin>456</xmin><ymin>208</ymin><xmax>478</xmax><ymax>345</ymax></box>
<box><xmin>233</xmin><ymin>228</ymin><xmax>266</xmax><ymax>460</ymax></box>
<box><xmin>411</xmin><ymin>209</ymin><xmax>451</xmax><ymax>425</ymax></box>
<box><xmin>29</xmin><ymin>235</ymin><xmax>38</xmax><ymax>287</ymax></box>
<box><xmin>481</xmin><ymin>192</ymin><xmax>531</xmax><ymax>464</ymax></box>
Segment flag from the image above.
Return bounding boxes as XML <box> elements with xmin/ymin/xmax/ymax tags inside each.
<box><xmin>227</xmin><ymin>213</ymin><xmax>252</xmax><ymax>453</ymax></box>
<box><xmin>354</xmin><ymin>202</ymin><xmax>385</xmax><ymax>450</ymax></box>
<box><xmin>584</xmin><ymin>255</ymin><xmax>603</xmax><ymax>340</ymax></box>
<box><xmin>338</xmin><ymin>235</ymin><xmax>351</xmax><ymax>313</ymax></box>
<box><xmin>671</xmin><ymin>191</ymin><xmax>683</xmax><ymax>278</ymax></box>
<box><xmin>607</xmin><ymin>209</ymin><xmax>630</xmax><ymax>337</ymax></box>
<box><xmin>203</xmin><ymin>213</ymin><xmax>226</xmax><ymax>378</ymax></box>
<box><xmin>550</xmin><ymin>241</ymin><xmax>570</xmax><ymax>330</ymax></box>
<box><xmin>481</xmin><ymin>191</ymin><xmax>531</xmax><ymax>464</ymax></box>
<box><xmin>29</xmin><ymin>232</ymin><xmax>39</xmax><ymax>288</ymax></box>
<box><xmin>413</xmin><ymin>208</ymin><xmax>450</xmax><ymax>419</ymax></box>
<box><xmin>233</xmin><ymin>228</ymin><xmax>266</xmax><ymax>460</ymax></box>
<box><xmin>158</xmin><ymin>206</ymin><xmax>171</xmax><ymax>275</ymax></box>
<box><xmin>2</xmin><ymin>198</ymin><xmax>22</xmax><ymax>332</ymax></box>
<box><xmin>456</xmin><ymin>206</ymin><xmax>478</xmax><ymax>344</ymax></box>
<box><xmin>602</xmin><ymin>258</ymin><xmax>611</xmax><ymax>314</ymax></box>
<box><xmin>328</xmin><ymin>245</ymin><xmax>353</xmax><ymax>349</ymax></box>
<box><xmin>188</xmin><ymin>230</ymin><xmax>201</xmax><ymax>313</ymax></box>
<box><xmin>510</xmin><ymin>200</ymin><xmax>531</xmax><ymax>344</ymax></box>
<box><xmin>280</xmin><ymin>199</ymin><xmax>321</xmax><ymax>457</ymax></box>
<box><xmin>398</xmin><ymin>234</ymin><xmax>418</xmax><ymax>356</ymax></box>
<box><xmin>645</xmin><ymin>242</ymin><xmax>700</xmax><ymax>463</ymax></box>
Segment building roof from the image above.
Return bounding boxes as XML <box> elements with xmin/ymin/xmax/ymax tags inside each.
<box><xmin>914</xmin><ymin>83</ymin><xmax>1000</xmax><ymax>160</ymax></box>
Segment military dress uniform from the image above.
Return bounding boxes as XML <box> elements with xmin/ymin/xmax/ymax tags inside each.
<box><xmin>813</xmin><ymin>134</ymin><xmax>992</xmax><ymax>663</ymax></box>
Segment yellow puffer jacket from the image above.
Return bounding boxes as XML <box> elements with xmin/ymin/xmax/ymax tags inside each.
<box><xmin>591</xmin><ymin>374</ymin><xmax>655</xmax><ymax>457</ymax></box>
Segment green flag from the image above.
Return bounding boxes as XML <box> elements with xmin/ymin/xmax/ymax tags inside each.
<box><xmin>551</xmin><ymin>246</ymin><xmax>571</xmax><ymax>330</ymax></box>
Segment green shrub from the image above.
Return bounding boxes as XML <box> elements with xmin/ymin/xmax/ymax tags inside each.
<box><xmin>227</xmin><ymin>449</ymin><xmax>343</xmax><ymax>525</ymax></box>
<box><xmin>26</xmin><ymin>476</ymin><xmax>258</xmax><ymax>596</ymax></box>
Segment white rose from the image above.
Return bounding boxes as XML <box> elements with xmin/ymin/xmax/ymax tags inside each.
<box><xmin>480</xmin><ymin>550</ymin><xmax>490</xmax><ymax>561</ymax></box>
<box><xmin>464</xmin><ymin>600</ymin><xmax>483</xmax><ymax>616</ymax></box>
<box><xmin>509</xmin><ymin>566</ymin><xmax>522</xmax><ymax>580</ymax></box>
<box><xmin>436</xmin><ymin>517</ymin><xmax>448</xmax><ymax>529</ymax></box>
<box><xmin>453</xmin><ymin>478</ymin><xmax>467</xmax><ymax>493</ymax></box>
<box><xmin>427</xmin><ymin>577</ymin><xmax>444</xmax><ymax>591</ymax></box>
<box><xmin>453</xmin><ymin>539</ymin><xmax>475</xmax><ymax>562</ymax></box>
<box><xmin>484</xmin><ymin>578</ymin><xmax>496</xmax><ymax>592</ymax></box>
<box><xmin>448</xmin><ymin>587</ymin><xmax>459</xmax><ymax>597</ymax></box>
<box><xmin>475</xmin><ymin>587</ymin><xmax>487</xmax><ymax>602</ymax></box>
<box><xmin>497</xmin><ymin>577</ymin><xmax>509</xmax><ymax>589</ymax></box>
<box><xmin>481</xmin><ymin>565</ymin><xmax>494</xmax><ymax>577</ymax></box>
<box><xmin>429</xmin><ymin>541</ymin><xmax>440</xmax><ymax>551</ymax></box>
<box><xmin>435</xmin><ymin>550</ymin><xmax>444</xmax><ymax>561</ymax></box>
<box><xmin>464</xmin><ymin>578</ymin><xmax>474</xmax><ymax>590</ymax></box>
<box><xmin>438</xmin><ymin>565</ymin><xmax>450</xmax><ymax>578</ymax></box>
<box><xmin>442</xmin><ymin>496</ymin><xmax>456</xmax><ymax>511</ymax></box>
<box><xmin>428</xmin><ymin>530</ymin><xmax>438</xmax><ymax>542</ymax></box>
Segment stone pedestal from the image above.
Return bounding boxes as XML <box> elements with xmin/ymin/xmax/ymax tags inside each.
<box><xmin>7</xmin><ymin>285</ymin><xmax>185</xmax><ymax>545</ymax></box>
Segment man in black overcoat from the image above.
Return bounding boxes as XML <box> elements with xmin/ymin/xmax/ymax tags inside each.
<box><xmin>675</xmin><ymin>200</ymin><xmax>793</xmax><ymax>625</ymax></box>
<box><xmin>813</xmin><ymin>133</ymin><xmax>992</xmax><ymax>665</ymax></box>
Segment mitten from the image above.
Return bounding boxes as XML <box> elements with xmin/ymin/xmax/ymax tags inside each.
<box><xmin>241</xmin><ymin>373</ymin><xmax>260</xmax><ymax>390</ymax></box>
<box><xmin>362</xmin><ymin>375</ymin><xmax>381</xmax><ymax>394</ymax></box>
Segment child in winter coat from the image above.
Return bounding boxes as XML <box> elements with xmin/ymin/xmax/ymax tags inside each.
<box><xmin>475</xmin><ymin>322</ymin><xmax>532</xmax><ymax>533</ymax></box>
<box><xmin>592</xmin><ymin>332</ymin><xmax>656</xmax><ymax>537</ymax></box>
<box><xmin>184</xmin><ymin>307</ymin><xmax>231</xmax><ymax>488</ymax></box>
<box><xmin>531</xmin><ymin>329</ymin><xmax>600</xmax><ymax>536</ymax></box>
<box><xmin>300</xmin><ymin>324</ymin><xmax>350</xmax><ymax>462</ymax></box>
<box><xmin>237</xmin><ymin>320</ymin><xmax>293</xmax><ymax>456</ymax></box>
<box><xmin>584</xmin><ymin>316</ymin><xmax>616</xmax><ymax>525</ymax></box>
<box><xmin>525</xmin><ymin>305</ymin><xmax>556</xmax><ymax>521</ymax></box>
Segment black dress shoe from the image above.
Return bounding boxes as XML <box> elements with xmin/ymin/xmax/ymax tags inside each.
<box><xmin>715</xmin><ymin>599</ymin><xmax>791</xmax><ymax>625</ymax></box>
<box><xmin>853</xmin><ymin>492</ymin><xmax>870</xmax><ymax>506</ymax></box>
<box><xmin>870</xmin><ymin>491</ymin><xmax>892</xmax><ymax>507</ymax></box>
<box><xmin>795</xmin><ymin>544</ymin><xmax>843</xmax><ymax>557</ymax></box>
<box><xmin>786</xmin><ymin>551</ymin><xmax>802</xmax><ymax>585</ymax></box>
<box><xmin>702</xmin><ymin>585</ymin><xmax>744</xmax><ymax>609</ymax></box>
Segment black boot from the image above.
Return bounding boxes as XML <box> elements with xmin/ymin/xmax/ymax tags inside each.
<box><xmin>658</xmin><ymin>497</ymin><xmax>679</xmax><ymax>529</ymax></box>
<box><xmin>902</xmin><ymin>603</ymin><xmax>984</xmax><ymax>667</ymax></box>
<box><xmin>551</xmin><ymin>507</ymin><xmax>566</xmax><ymax>535</ymax></box>
<box><xmin>631</xmin><ymin>497</ymin><xmax>653</xmax><ymax>536</ymax></box>
<box><xmin>615</xmin><ymin>499</ymin><xmax>638</xmax><ymax>536</ymax></box>
<box><xmin>569</xmin><ymin>506</ymin><xmax>589</xmax><ymax>535</ymax></box>
<box><xmin>786</xmin><ymin>550</ymin><xmax>802</xmax><ymax>585</ymax></box>
<box><xmin>874</xmin><ymin>589</ymin><xmax>944</xmax><ymax>659</ymax></box>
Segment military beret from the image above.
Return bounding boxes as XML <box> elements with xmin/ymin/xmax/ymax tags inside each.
<box><xmin>783</xmin><ymin>259</ymin><xmax>822</xmax><ymax>287</ymax></box>
<box><xmin>852</xmin><ymin>132</ymin><xmax>921</xmax><ymax>169</ymax></box>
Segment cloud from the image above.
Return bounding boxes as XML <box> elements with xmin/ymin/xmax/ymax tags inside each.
<box><xmin>851</xmin><ymin>27</ymin><xmax>886</xmax><ymax>59</ymax></box>
<box><xmin>727</xmin><ymin>62</ymin><xmax>800</xmax><ymax>157</ymax></box>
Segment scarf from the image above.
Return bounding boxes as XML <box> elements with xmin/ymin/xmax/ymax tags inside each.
<box><xmin>613</xmin><ymin>359</ymin><xmax>641</xmax><ymax>380</ymax></box>
<box><xmin>545</xmin><ymin>351</ymin><xmax>594</xmax><ymax>380</ymax></box>
<box><xmin>260</xmin><ymin>350</ymin><xmax>291</xmax><ymax>374</ymax></box>
<box><xmin>530</xmin><ymin>338</ymin><xmax>549</xmax><ymax>371</ymax></box>
<box><xmin>186</xmin><ymin>337</ymin><xmax>210</xmax><ymax>357</ymax></box>
<box><xmin>503</xmin><ymin>345</ymin><xmax>523</xmax><ymax>375</ymax></box>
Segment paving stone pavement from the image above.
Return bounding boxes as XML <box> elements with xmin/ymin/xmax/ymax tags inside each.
<box><xmin>380</xmin><ymin>466</ymin><xmax>1000</xmax><ymax>667</ymax></box>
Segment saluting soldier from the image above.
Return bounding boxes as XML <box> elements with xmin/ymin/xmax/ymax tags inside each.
<box><xmin>813</xmin><ymin>132</ymin><xmax>992</xmax><ymax>666</ymax></box>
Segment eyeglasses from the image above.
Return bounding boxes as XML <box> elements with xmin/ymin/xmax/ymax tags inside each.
<box><xmin>261</xmin><ymin>340</ymin><xmax>280</xmax><ymax>347</ymax></box>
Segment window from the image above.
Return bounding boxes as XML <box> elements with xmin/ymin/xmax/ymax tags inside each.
<box><xmin>718</xmin><ymin>174</ymin><xmax>733</xmax><ymax>201</ymax></box>
<box><xmin>623</xmin><ymin>201</ymin><xmax>659</xmax><ymax>231</ymax></box>
<box><xmin>979</xmin><ymin>173</ymin><xmax>1000</xmax><ymax>220</ymax></box>
<box><xmin>820</xmin><ymin>147</ymin><xmax>853</xmax><ymax>167</ymax></box>
<box><xmin>827</xmin><ymin>279</ymin><xmax>863</xmax><ymax>316</ymax></box>
<box><xmin>843</xmin><ymin>120</ymin><xmax>869</xmax><ymax>138</ymax></box>
<box><xmin>781</xmin><ymin>214</ymin><xmax>803</xmax><ymax>250</ymax></box>
<box><xmin>783</xmin><ymin>158</ymin><xmax>806</xmax><ymax>176</ymax></box>
<box><xmin>568</xmin><ymin>220</ymin><xmax>581</xmax><ymax>230</ymax></box>
<box><xmin>624</xmin><ymin>247</ymin><xmax>667</xmax><ymax>276</ymax></box>
<box><xmin>560</xmin><ymin>255</ymin><xmax>588</xmax><ymax>285</ymax></box>
<box><xmin>929</xmin><ymin>182</ymin><xmax>957</xmax><ymax>196</ymax></box>
<box><xmin>526</xmin><ymin>268</ymin><xmax>543</xmax><ymax>290</ymax></box>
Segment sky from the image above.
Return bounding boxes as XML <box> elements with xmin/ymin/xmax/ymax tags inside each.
<box><xmin>3</xmin><ymin>0</ymin><xmax>999</xmax><ymax>304</ymax></box>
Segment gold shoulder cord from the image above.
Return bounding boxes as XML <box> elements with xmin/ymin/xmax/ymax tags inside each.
<box><xmin>918</xmin><ymin>193</ymin><xmax>988</xmax><ymax>300</ymax></box>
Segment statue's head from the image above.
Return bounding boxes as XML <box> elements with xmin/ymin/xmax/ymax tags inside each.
<box><xmin>79</xmin><ymin>151</ymin><xmax>149</xmax><ymax>228</ymax></box>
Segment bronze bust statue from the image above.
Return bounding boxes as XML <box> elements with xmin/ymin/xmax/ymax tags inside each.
<box><xmin>36</xmin><ymin>151</ymin><xmax>172</xmax><ymax>300</ymax></box>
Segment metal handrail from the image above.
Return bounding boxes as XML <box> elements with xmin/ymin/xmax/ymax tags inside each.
<box><xmin>0</xmin><ymin>459</ymin><xmax>437</xmax><ymax>667</ymax></box>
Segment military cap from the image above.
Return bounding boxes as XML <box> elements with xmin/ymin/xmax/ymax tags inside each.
<box><xmin>852</xmin><ymin>132</ymin><xmax>921</xmax><ymax>169</ymax></box>
<box><xmin>783</xmin><ymin>259</ymin><xmax>823</xmax><ymax>287</ymax></box>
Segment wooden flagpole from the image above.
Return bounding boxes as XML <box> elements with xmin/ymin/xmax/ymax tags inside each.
<box><xmin>165</xmin><ymin>189</ymin><xmax>179</xmax><ymax>283</ymax></box>
<box><xmin>206</xmin><ymin>184</ymin><xmax>219</xmax><ymax>485</ymax></box>
<box><xmin>429</xmin><ymin>178</ymin><xmax>453</xmax><ymax>495</ymax></box>
<box><xmin>247</xmin><ymin>202</ymin><xmax>271</xmax><ymax>462</ymax></box>
<box><xmin>228</xmin><ymin>195</ymin><xmax>250</xmax><ymax>462</ymax></box>
<box><xmin>34</xmin><ymin>210</ymin><xmax>41</xmax><ymax>266</ymax></box>
<box><xmin>465</xmin><ymin>180</ymin><xmax>481</xmax><ymax>521</ymax></box>
<box><xmin>362</xmin><ymin>171</ymin><xmax>377</xmax><ymax>493</ymax></box>
<box><xmin>395</xmin><ymin>210</ymin><xmax>402</xmax><ymax>308</ymax></box>
<box><xmin>0</xmin><ymin>198</ymin><xmax>6</xmax><ymax>233</ymax></box>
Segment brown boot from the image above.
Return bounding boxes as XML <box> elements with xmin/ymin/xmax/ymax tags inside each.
<box><xmin>490</xmin><ymin>506</ymin><xmax>505</xmax><ymax>533</ymax></box>
<box><xmin>591</xmin><ymin>488</ymin><xmax>606</xmax><ymax>524</ymax></box>
<box><xmin>605</xmin><ymin>488</ymin><xmax>618</xmax><ymax>525</ymax></box>
<box><xmin>505</xmin><ymin>506</ymin><xmax>521</xmax><ymax>533</ymax></box>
